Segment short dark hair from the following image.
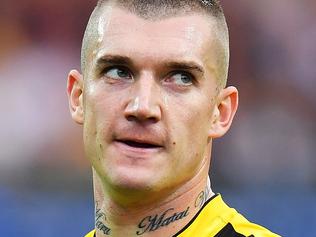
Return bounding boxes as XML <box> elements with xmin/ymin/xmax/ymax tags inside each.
<box><xmin>81</xmin><ymin>0</ymin><xmax>229</xmax><ymax>86</ymax></box>
<box><xmin>97</xmin><ymin>0</ymin><xmax>225</xmax><ymax>19</ymax></box>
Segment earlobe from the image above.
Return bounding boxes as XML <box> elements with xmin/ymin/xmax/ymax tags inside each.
<box><xmin>67</xmin><ymin>70</ymin><xmax>84</xmax><ymax>125</ymax></box>
<box><xmin>208</xmin><ymin>86</ymin><xmax>238</xmax><ymax>138</ymax></box>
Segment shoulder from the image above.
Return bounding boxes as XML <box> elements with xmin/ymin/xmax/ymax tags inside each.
<box><xmin>175</xmin><ymin>194</ymin><xmax>281</xmax><ymax>237</ymax></box>
<box><xmin>84</xmin><ymin>229</ymin><xmax>95</xmax><ymax>237</ymax></box>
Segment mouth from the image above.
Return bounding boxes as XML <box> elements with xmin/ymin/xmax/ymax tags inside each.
<box><xmin>116</xmin><ymin>140</ymin><xmax>163</xmax><ymax>149</ymax></box>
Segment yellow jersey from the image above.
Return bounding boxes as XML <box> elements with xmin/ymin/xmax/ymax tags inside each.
<box><xmin>85</xmin><ymin>194</ymin><xmax>280</xmax><ymax>237</ymax></box>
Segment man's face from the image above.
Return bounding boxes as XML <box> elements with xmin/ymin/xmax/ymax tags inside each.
<box><xmin>82</xmin><ymin>7</ymin><xmax>223</xmax><ymax>192</ymax></box>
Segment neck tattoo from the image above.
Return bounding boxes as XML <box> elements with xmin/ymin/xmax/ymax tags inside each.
<box><xmin>95</xmin><ymin>208</ymin><xmax>111</xmax><ymax>235</ymax></box>
<box><xmin>136</xmin><ymin>207</ymin><xmax>190</xmax><ymax>235</ymax></box>
<box><xmin>195</xmin><ymin>178</ymin><xmax>212</xmax><ymax>208</ymax></box>
<box><xmin>95</xmin><ymin>179</ymin><xmax>212</xmax><ymax>236</ymax></box>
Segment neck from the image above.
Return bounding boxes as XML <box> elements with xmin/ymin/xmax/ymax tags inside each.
<box><xmin>92</xmin><ymin>168</ymin><xmax>213</xmax><ymax>237</ymax></box>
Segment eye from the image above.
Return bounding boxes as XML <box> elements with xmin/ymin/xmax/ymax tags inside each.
<box><xmin>167</xmin><ymin>72</ymin><xmax>194</xmax><ymax>86</ymax></box>
<box><xmin>103</xmin><ymin>67</ymin><xmax>132</xmax><ymax>80</ymax></box>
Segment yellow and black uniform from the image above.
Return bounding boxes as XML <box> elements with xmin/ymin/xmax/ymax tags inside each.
<box><xmin>85</xmin><ymin>194</ymin><xmax>280</xmax><ymax>237</ymax></box>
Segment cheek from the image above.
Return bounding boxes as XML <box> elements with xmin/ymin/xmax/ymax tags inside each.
<box><xmin>82</xmin><ymin>87</ymin><xmax>117</xmax><ymax>159</ymax></box>
<box><xmin>84</xmin><ymin>82</ymin><xmax>120</xmax><ymax>128</ymax></box>
<box><xmin>168</xmin><ymin>96</ymin><xmax>213</xmax><ymax>161</ymax></box>
<box><xmin>176</xmin><ymin>98</ymin><xmax>213</xmax><ymax>139</ymax></box>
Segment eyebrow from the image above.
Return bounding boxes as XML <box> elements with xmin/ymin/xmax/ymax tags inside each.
<box><xmin>94</xmin><ymin>54</ymin><xmax>205</xmax><ymax>76</ymax></box>
<box><xmin>163</xmin><ymin>61</ymin><xmax>205</xmax><ymax>75</ymax></box>
<box><xmin>95</xmin><ymin>55</ymin><xmax>134</xmax><ymax>70</ymax></box>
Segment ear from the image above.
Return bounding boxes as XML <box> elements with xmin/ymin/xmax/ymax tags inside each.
<box><xmin>67</xmin><ymin>69</ymin><xmax>84</xmax><ymax>125</ymax></box>
<box><xmin>208</xmin><ymin>86</ymin><xmax>238</xmax><ymax>138</ymax></box>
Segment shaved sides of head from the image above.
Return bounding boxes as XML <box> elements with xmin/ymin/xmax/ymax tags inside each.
<box><xmin>81</xmin><ymin>0</ymin><xmax>230</xmax><ymax>87</ymax></box>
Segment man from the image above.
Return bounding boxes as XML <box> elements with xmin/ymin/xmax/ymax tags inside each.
<box><xmin>67</xmin><ymin>0</ymin><xmax>280</xmax><ymax>236</ymax></box>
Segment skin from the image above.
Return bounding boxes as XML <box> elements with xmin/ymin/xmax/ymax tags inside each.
<box><xmin>67</xmin><ymin>5</ymin><xmax>238</xmax><ymax>237</ymax></box>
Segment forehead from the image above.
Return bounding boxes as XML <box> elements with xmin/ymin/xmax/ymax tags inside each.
<box><xmin>90</xmin><ymin>6</ymin><xmax>217</xmax><ymax>69</ymax></box>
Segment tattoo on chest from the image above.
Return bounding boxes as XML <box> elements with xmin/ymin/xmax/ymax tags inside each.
<box><xmin>136</xmin><ymin>207</ymin><xmax>190</xmax><ymax>235</ymax></box>
<box><xmin>95</xmin><ymin>208</ymin><xmax>111</xmax><ymax>235</ymax></box>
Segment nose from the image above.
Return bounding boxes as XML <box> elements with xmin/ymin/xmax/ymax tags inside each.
<box><xmin>124</xmin><ymin>75</ymin><xmax>162</xmax><ymax>123</ymax></box>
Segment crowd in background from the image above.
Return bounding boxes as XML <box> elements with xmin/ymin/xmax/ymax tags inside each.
<box><xmin>0</xmin><ymin>0</ymin><xmax>315</xmax><ymax>192</ymax></box>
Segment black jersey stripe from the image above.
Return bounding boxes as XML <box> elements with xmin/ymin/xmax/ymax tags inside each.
<box><xmin>173</xmin><ymin>194</ymin><xmax>219</xmax><ymax>237</ymax></box>
<box><xmin>214</xmin><ymin>223</ymin><xmax>254</xmax><ymax>237</ymax></box>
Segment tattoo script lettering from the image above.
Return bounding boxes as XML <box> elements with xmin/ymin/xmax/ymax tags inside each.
<box><xmin>195</xmin><ymin>191</ymin><xmax>205</xmax><ymax>208</ymax></box>
<box><xmin>136</xmin><ymin>207</ymin><xmax>189</xmax><ymax>235</ymax></box>
<box><xmin>96</xmin><ymin>208</ymin><xmax>111</xmax><ymax>235</ymax></box>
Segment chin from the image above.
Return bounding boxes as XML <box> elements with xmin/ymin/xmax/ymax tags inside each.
<box><xmin>108</xmin><ymin>166</ymin><xmax>159</xmax><ymax>191</ymax></box>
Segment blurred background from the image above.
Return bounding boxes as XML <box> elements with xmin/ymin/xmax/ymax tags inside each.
<box><xmin>0</xmin><ymin>0</ymin><xmax>315</xmax><ymax>236</ymax></box>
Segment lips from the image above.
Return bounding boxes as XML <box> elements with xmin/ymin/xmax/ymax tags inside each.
<box><xmin>113</xmin><ymin>138</ymin><xmax>163</xmax><ymax>157</ymax></box>
<box><xmin>113</xmin><ymin>129</ymin><xmax>165</xmax><ymax>155</ymax></box>
<box><xmin>116</xmin><ymin>139</ymin><xmax>163</xmax><ymax>149</ymax></box>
